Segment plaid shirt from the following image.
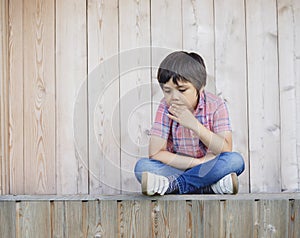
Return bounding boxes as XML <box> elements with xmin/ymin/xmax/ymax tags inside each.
<box><xmin>151</xmin><ymin>90</ymin><xmax>231</xmax><ymax>158</ymax></box>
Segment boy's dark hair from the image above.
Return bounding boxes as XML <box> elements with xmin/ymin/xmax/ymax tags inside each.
<box><xmin>157</xmin><ymin>51</ymin><xmax>206</xmax><ymax>91</ymax></box>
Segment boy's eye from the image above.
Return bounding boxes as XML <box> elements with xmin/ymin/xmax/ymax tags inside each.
<box><xmin>163</xmin><ymin>89</ymin><xmax>171</xmax><ymax>94</ymax></box>
<box><xmin>179</xmin><ymin>89</ymin><xmax>186</xmax><ymax>93</ymax></box>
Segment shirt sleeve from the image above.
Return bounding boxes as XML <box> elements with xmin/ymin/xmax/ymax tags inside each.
<box><xmin>150</xmin><ymin>99</ymin><xmax>172</xmax><ymax>140</ymax></box>
<box><xmin>212</xmin><ymin>101</ymin><xmax>232</xmax><ymax>133</ymax></box>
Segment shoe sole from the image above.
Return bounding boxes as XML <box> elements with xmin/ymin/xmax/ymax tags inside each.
<box><xmin>141</xmin><ymin>172</ymin><xmax>149</xmax><ymax>195</ymax></box>
<box><xmin>231</xmin><ymin>173</ymin><xmax>239</xmax><ymax>194</ymax></box>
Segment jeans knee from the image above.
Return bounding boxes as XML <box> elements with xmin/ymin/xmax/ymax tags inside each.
<box><xmin>134</xmin><ymin>158</ymin><xmax>149</xmax><ymax>182</ymax></box>
<box><xmin>134</xmin><ymin>158</ymin><xmax>149</xmax><ymax>174</ymax></box>
<box><xmin>230</xmin><ymin>152</ymin><xmax>245</xmax><ymax>175</ymax></box>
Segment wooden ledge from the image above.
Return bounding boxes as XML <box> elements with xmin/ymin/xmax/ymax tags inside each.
<box><xmin>0</xmin><ymin>192</ymin><xmax>299</xmax><ymax>201</ymax></box>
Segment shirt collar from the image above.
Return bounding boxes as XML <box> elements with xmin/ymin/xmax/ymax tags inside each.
<box><xmin>194</xmin><ymin>90</ymin><xmax>205</xmax><ymax>115</ymax></box>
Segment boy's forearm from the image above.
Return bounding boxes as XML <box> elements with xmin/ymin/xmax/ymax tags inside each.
<box><xmin>150</xmin><ymin>151</ymin><xmax>216</xmax><ymax>170</ymax></box>
<box><xmin>191</xmin><ymin>121</ymin><xmax>232</xmax><ymax>154</ymax></box>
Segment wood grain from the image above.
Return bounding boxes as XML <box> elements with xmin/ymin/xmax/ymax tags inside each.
<box><xmin>254</xmin><ymin>199</ymin><xmax>289</xmax><ymax>237</ymax></box>
<box><xmin>88</xmin><ymin>0</ymin><xmax>121</xmax><ymax>195</ymax></box>
<box><xmin>0</xmin><ymin>0</ymin><xmax>9</xmax><ymax>195</ymax></box>
<box><xmin>23</xmin><ymin>0</ymin><xmax>56</xmax><ymax>194</ymax></box>
<box><xmin>220</xmin><ymin>200</ymin><xmax>254</xmax><ymax>237</ymax></box>
<box><xmin>295</xmin><ymin>0</ymin><xmax>300</xmax><ymax>193</ymax></box>
<box><xmin>7</xmin><ymin>0</ymin><xmax>24</xmax><ymax>195</ymax></box>
<box><xmin>246</xmin><ymin>0</ymin><xmax>281</xmax><ymax>192</ymax></box>
<box><xmin>182</xmin><ymin>0</ymin><xmax>215</xmax><ymax>93</ymax></box>
<box><xmin>289</xmin><ymin>199</ymin><xmax>300</xmax><ymax>237</ymax></box>
<box><xmin>56</xmin><ymin>0</ymin><xmax>88</xmax><ymax>194</ymax></box>
<box><xmin>119</xmin><ymin>0</ymin><xmax>151</xmax><ymax>194</ymax></box>
<box><xmin>50</xmin><ymin>201</ymin><xmax>64</xmax><ymax>238</ymax></box>
<box><xmin>17</xmin><ymin>201</ymin><xmax>51</xmax><ymax>238</ymax></box>
<box><xmin>151</xmin><ymin>0</ymin><xmax>183</xmax><ymax>120</ymax></box>
<box><xmin>0</xmin><ymin>201</ymin><xmax>16</xmax><ymax>237</ymax></box>
<box><xmin>214</xmin><ymin>0</ymin><xmax>249</xmax><ymax>193</ymax></box>
<box><xmin>278</xmin><ymin>0</ymin><xmax>299</xmax><ymax>192</ymax></box>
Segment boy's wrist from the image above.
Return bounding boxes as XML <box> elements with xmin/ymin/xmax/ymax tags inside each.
<box><xmin>191</xmin><ymin>119</ymin><xmax>201</xmax><ymax>134</ymax></box>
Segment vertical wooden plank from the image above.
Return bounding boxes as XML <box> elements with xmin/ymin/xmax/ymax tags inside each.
<box><xmin>220</xmin><ymin>200</ymin><xmax>254</xmax><ymax>237</ymax></box>
<box><xmin>87</xmin><ymin>200</ymin><xmax>103</xmax><ymax>237</ymax></box>
<box><xmin>0</xmin><ymin>201</ymin><xmax>16</xmax><ymax>237</ymax></box>
<box><xmin>254</xmin><ymin>200</ymin><xmax>289</xmax><ymax>238</ymax></box>
<box><xmin>119</xmin><ymin>0</ymin><xmax>151</xmax><ymax>194</ymax></box>
<box><xmin>154</xmin><ymin>200</ymin><xmax>187</xmax><ymax>238</ymax></box>
<box><xmin>189</xmin><ymin>200</ymin><xmax>204</xmax><ymax>238</ymax></box>
<box><xmin>50</xmin><ymin>201</ymin><xmax>65</xmax><ymax>238</ymax></box>
<box><xmin>278</xmin><ymin>0</ymin><xmax>299</xmax><ymax>192</ymax></box>
<box><xmin>295</xmin><ymin>0</ymin><xmax>300</xmax><ymax>191</ymax></box>
<box><xmin>246</xmin><ymin>0</ymin><xmax>281</xmax><ymax>192</ymax></box>
<box><xmin>151</xmin><ymin>0</ymin><xmax>183</xmax><ymax>119</ymax></box>
<box><xmin>118</xmin><ymin>200</ymin><xmax>152</xmax><ymax>237</ymax></box>
<box><xmin>88</xmin><ymin>0</ymin><xmax>120</xmax><ymax>195</ymax></box>
<box><xmin>64</xmin><ymin>201</ymin><xmax>83</xmax><ymax>237</ymax></box>
<box><xmin>23</xmin><ymin>0</ymin><xmax>56</xmax><ymax>194</ymax></box>
<box><xmin>137</xmin><ymin>200</ymin><xmax>152</xmax><ymax>237</ymax></box>
<box><xmin>101</xmin><ymin>200</ymin><xmax>118</xmax><ymax>237</ymax></box>
<box><xmin>152</xmin><ymin>200</ymin><xmax>168</xmax><ymax>237</ymax></box>
<box><xmin>289</xmin><ymin>199</ymin><xmax>300</xmax><ymax>238</ymax></box>
<box><xmin>0</xmin><ymin>0</ymin><xmax>9</xmax><ymax>195</ymax></box>
<box><xmin>182</xmin><ymin>0</ymin><xmax>215</xmax><ymax>93</ymax></box>
<box><xmin>7</xmin><ymin>0</ymin><xmax>24</xmax><ymax>195</ymax></box>
<box><xmin>203</xmin><ymin>200</ymin><xmax>221</xmax><ymax>237</ymax></box>
<box><xmin>18</xmin><ymin>201</ymin><xmax>51</xmax><ymax>238</ymax></box>
<box><xmin>56</xmin><ymin>0</ymin><xmax>88</xmax><ymax>194</ymax></box>
<box><xmin>214</xmin><ymin>0</ymin><xmax>249</xmax><ymax>193</ymax></box>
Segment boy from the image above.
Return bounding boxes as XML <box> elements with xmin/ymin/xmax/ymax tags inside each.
<box><xmin>134</xmin><ymin>51</ymin><xmax>245</xmax><ymax>195</ymax></box>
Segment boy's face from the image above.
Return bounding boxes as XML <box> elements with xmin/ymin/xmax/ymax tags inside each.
<box><xmin>162</xmin><ymin>79</ymin><xmax>200</xmax><ymax>111</ymax></box>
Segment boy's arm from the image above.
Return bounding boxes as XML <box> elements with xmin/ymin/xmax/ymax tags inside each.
<box><xmin>168</xmin><ymin>102</ymin><xmax>232</xmax><ymax>154</ymax></box>
<box><xmin>149</xmin><ymin>135</ymin><xmax>216</xmax><ymax>170</ymax></box>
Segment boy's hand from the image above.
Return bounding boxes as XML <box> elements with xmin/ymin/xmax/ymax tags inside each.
<box><xmin>167</xmin><ymin>93</ymin><xmax>199</xmax><ymax>131</ymax></box>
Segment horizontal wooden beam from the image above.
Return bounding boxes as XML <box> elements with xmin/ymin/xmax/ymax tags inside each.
<box><xmin>0</xmin><ymin>193</ymin><xmax>299</xmax><ymax>201</ymax></box>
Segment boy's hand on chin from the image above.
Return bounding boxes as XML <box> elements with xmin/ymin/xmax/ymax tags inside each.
<box><xmin>167</xmin><ymin>103</ymin><xmax>198</xmax><ymax>131</ymax></box>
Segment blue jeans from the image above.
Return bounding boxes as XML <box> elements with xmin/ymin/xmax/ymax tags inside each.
<box><xmin>134</xmin><ymin>152</ymin><xmax>245</xmax><ymax>194</ymax></box>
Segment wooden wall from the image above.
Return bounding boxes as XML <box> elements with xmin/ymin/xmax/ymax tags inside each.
<box><xmin>0</xmin><ymin>193</ymin><xmax>299</xmax><ymax>238</ymax></box>
<box><xmin>0</xmin><ymin>0</ymin><xmax>299</xmax><ymax>195</ymax></box>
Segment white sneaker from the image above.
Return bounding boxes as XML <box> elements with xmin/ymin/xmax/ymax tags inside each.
<box><xmin>141</xmin><ymin>172</ymin><xmax>170</xmax><ymax>196</ymax></box>
<box><xmin>211</xmin><ymin>173</ymin><xmax>239</xmax><ymax>194</ymax></box>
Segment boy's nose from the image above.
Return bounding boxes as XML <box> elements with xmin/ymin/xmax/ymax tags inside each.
<box><xmin>171</xmin><ymin>90</ymin><xmax>180</xmax><ymax>100</ymax></box>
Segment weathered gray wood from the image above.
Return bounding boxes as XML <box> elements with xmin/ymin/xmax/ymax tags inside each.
<box><xmin>1</xmin><ymin>193</ymin><xmax>300</xmax><ymax>201</ymax></box>
<box><xmin>56</xmin><ymin>0</ymin><xmax>88</xmax><ymax>194</ymax></box>
<box><xmin>278</xmin><ymin>0</ymin><xmax>299</xmax><ymax>192</ymax></box>
<box><xmin>17</xmin><ymin>201</ymin><xmax>51</xmax><ymax>238</ymax></box>
<box><xmin>188</xmin><ymin>200</ymin><xmax>204</xmax><ymax>238</ymax></box>
<box><xmin>154</xmin><ymin>200</ymin><xmax>187</xmax><ymax>238</ymax></box>
<box><xmin>50</xmin><ymin>201</ymin><xmax>64</xmax><ymax>238</ymax></box>
<box><xmin>203</xmin><ymin>200</ymin><xmax>221</xmax><ymax>237</ymax></box>
<box><xmin>254</xmin><ymin>199</ymin><xmax>289</xmax><ymax>237</ymax></box>
<box><xmin>295</xmin><ymin>0</ymin><xmax>300</xmax><ymax>193</ymax></box>
<box><xmin>215</xmin><ymin>0</ymin><xmax>249</xmax><ymax>193</ymax></box>
<box><xmin>101</xmin><ymin>200</ymin><xmax>118</xmax><ymax>237</ymax></box>
<box><xmin>151</xmin><ymin>0</ymin><xmax>183</xmax><ymax>121</ymax></box>
<box><xmin>246</xmin><ymin>0</ymin><xmax>281</xmax><ymax>193</ymax></box>
<box><xmin>220</xmin><ymin>200</ymin><xmax>254</xmax><ymax>237</ymax></box>
<box><xmin>64</xmin><ymin>201</ymin><xmax>83</xmax><ymax>237</ymax></box>
<box><xmin>289</xmin><ymin>199</ymin><xmax>300</xmax><ymax>238</ymax></box>
<box><xmin>123</xmin><ymin>200</ymin><xmax>152</xmax><ymax>237</ymax></box>
<box><xmin>182</xmin><ymin>0</ymin><xmax>215</xmax><ymax>93</ymax></box>
<box><xmin>118</xmin><ymin>200</ymin><xmax>152</xmax><ymax>237</ymax></box>
<box><xmin>7</xmin><ymin>0</ymin><xmax>23</xmax><ymax>195</ymax></box>
<box><xmin>23</xmin><ymin>0</ymin><xmax>56</xmax><ymax>195</ymax></box>
<box><xmin>87</xmin><ymin>201</ymin><xmax>102</xmax><ymax>237</ymax></box>
<box><xmin>88</xmin><ymin>0</ymin><xmax>121</xmax><ymax>195</ymax></box>
<box><xmin>119</xmin><ymin>0</ymin><xmax>152</xmax><ymax>194</ymax></box>
<box><xmin>0</xmin><ymin>201</ymin><xmax>16</xmax><ymax>237</ymax></box>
